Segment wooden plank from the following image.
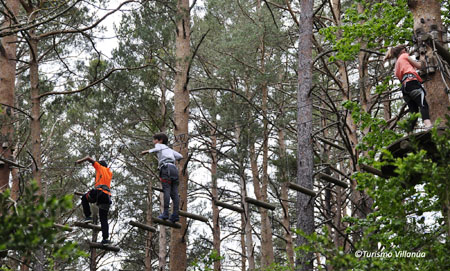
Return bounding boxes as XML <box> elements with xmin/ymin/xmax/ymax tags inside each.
<box><xmin>317</xmin><ymin>173</ymin><xmax>348</xmax><ymax>188</ymax></box>
<box><xmin>213</xmin><ymin>199</ymin><xmax>244</xmax><ymax>213</ymax></box>
<box><xmin>179</xmin><ymin>210</ymin><xmax>208</xmax><ymax>223</ymax></box>
<box><xmin>245</xmin><ymin>197</ymin><xmax>276</xmax><ymax>210</ymax></box>
<box><xmin>88</xmin><ymin>242</ymin><xmax>120</xmax><ymax>252</ymax></box>
<box><xmin>153</xmin><ymin>217</ymin><xmax>181</xmax><ymax>228</ymax></box>
<box><xmin>73</xmin><ymin>222</ymin><xmax>102</xmax><ymax>231</ymax></box>
<box><xmin>53</xmin><ymin>223</ymin><xmax>74</xmax><ymax>232</ymax></box>
<box><xmin>360</xmin><ymin>164</ymin><xmax>387</xmax><ymax>178</ymax></box>
<box><xmin>129</xmin><ymin>220</ymin><xmax>157</xmax><ymax>232</ymax></box>
<box><xmin>287</xmin><ymin>182</ymin><xmax>317</xmax><ymax>197</ymax></box>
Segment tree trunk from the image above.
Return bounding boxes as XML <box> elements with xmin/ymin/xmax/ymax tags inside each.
<box><xmin>145</xmin><ymin>180</ymin><xmax>153</xmax><ymax>271</ymax></box>
<box><xmin>278</xmin><ymin>129</ymin><xmax>294</xmax><ymax>266</ymax></box>
<box><xmin>169</xmin><ymin>0</ymin><xmax>190</xmax><ymax>270</ymax></box>
<box><xmin>408</xmin><ymin>0</ymin><xmax>450</xmax><ymax>238</ymax></box>
<box><xmin>255</xmin><ymin>1</ymin><xmax>275</xmax><ymax>267</ymax></box>
<box><xmin>240</xmin><ymin>211</ymin><xmax>246</xmax><ymax>271</ymax></box>
<box><xmin>210</xmin><ymin>114</ymin><xmax>221</xmax><ymax>271</ymax></box>
<box><xmin>0</xmin><ymin>0</ymin><xmax>19</xmax><ymax>192</ymax></box>
<box><xmin>296</xmin><ymin>0</ymin><xmax>314</xmax><ymax>270</ymax></box>
<box><xmin>408</xmin><ymin>0</ymin><xmax>450</xmax><ymax>124</ymax></box>
<box><xmin>159</xmin><ymin>69</ymin><xmax>168</xmax><ymax>271</ymax></box>
<box><xmin>234</xmin><ymin>112</ymin><xmax>255</xmax><ymax>270</ymax></box>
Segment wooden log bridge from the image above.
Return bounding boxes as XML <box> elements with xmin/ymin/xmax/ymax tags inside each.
<box><xmin>88</xmin><ymin>242</ymin><xmax>120</xmax><ymax>252</ymax></box>
<box><xmin>53</xmin><ymin>223</ymin><xmax>75</xmax><ymax>232</ymax></box>
<box><xmin>213</xmin><ymin>199</ymin><xmax>244</xmax><ymax>213</ymax></box>
<box><xmin>129</xmin><ymin>220</ymin><xmax>157</xmax><ymax>232</ymax></box>
<box><xmin>73</xmin><ymin>222</ymin><xmax>102</xmax><ymax>231</ymax></box>
<box><xmin>359</xmin><ymin>164</ymin><xmax>387</xmax><ymax>179</ymax></box>
<box><xmin>287</xmin><ymin>182</ymin><xmax>317</xmax><ymax>197</ymax></box>
<box><xmin>245</xmin><ymin>197</ymin><xmax>276</xmax><ymax>210</ymax></box>
<box><xmin>179</xmin><ymin>210</ymin><xmax>208</xmax><ymax>223</ymax></box>
<box><xmin>317</xmin><ymin>173</ymin><xmax>348</xmax><ymax>188</ymax></box>
<box><xmin>153</xmin><ymin>217</ymin><xmax>182</xmax><ymax>228</ymax></box>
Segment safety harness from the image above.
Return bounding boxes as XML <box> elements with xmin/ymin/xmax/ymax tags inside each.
<box><xmin>159</xmin><ymin>161</ymin><xmax>177</xmax><ymax>184</ymax></box>
<box><xmin>401</xmin><ymin>73</ymin><xmax>426</xmax><ymax>107</ymax></box>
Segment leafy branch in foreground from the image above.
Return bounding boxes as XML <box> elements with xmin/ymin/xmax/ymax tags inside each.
<box><xmin>0</xmin><ymin>181</ymin><xmax>86</xmax><ymax>270</ymax></box>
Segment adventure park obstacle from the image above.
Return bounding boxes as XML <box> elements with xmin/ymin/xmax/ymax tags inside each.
<box><xmin>179</xmin><ymin>210</ymin><xmax>208</xmax><ymax>223</ymax></box>
<box><xmin>213</xmin><ymin>199</ymin><xmax>244</xmax><ymax>213</ymax></box>
<box><xmin>74</xmin><ymin>222</ymin><xmax>121</xmax><ymax>252</ymax></box>
<box><xmin>152</xmin><ymin>187</ymin><xmax>208</xmax><ymax>222</ymax></box>
<box><xmin>88</xmin><ymin>242</ymin><xmax>120</xmax><ymax>252</ymax></box>
<box><xmin>245</xmin><ymin>197</ymin><xmax>276</xmax><ymax>210</ymax></box>
<box><xmin>53</xmin><ymin>223</ymin><xmax>75</xmax><ymax>232</ymax></box>
<box><xmin>317</xmin><ymin>173</ymin><xmax>348</xmax><ymax>188</ymax></box>
<box><xmin>380</xmin><ymin>127</ymin><xmax>448</xmax><ymax>186</ymax></box>
<box><xmin>286</xmin><ymin>182</ymin><xmax>317</xmax><ymax>197</ymax></box>
<box><xmin>153</xmin><ymin>217</ymin><xmax>182</xmax><ymax>228</ymax></box>
<box><xmin>73</xmin><ymin>221</ymin><xmax>102</xmax><ymax>231</ymax></box>
<box><xmin>129</xmin><ymin>220</ymin><xmax>157</xmax><ymax>232</ymax></box>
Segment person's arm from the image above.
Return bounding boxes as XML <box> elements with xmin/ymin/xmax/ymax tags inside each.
<box><xmin>141</xmin><ymin>144</ymin><xmax>162</xmax><ymax>155</ymax></box>
<box><xmin>173</xmin><ymin>150</ymin><xmax>183</xmax><ymax>161</ymax></box>
<box><xmin>76</xmin><ymin>156</ymin><xmax>95</xmax><ymax>164</ymax></box>
<box><xmin>407</xmin><ymin>55</ymin><xmax>422</xmax><ymax>69</ymax></box>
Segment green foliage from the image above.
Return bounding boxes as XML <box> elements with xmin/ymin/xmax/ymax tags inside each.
<box><xmin>320</xmin><ymin>0</ymin><xmax>413</xmax><ymax>61</ymax></box>
<box><xmin>342</xmin><ymin>100</ymin><xmax>401</xmax><ymax>159</ymax></box>
<box><xmin>280</xmin><ymin>114</ymin><xmax>450</xmax><ymax>270</ymax></box>
<box><xmin>0</xmin><ymin>182</ymin><xmax>86</xmax><ymax>269</ymax></box>
<box><xmin>189</xmin><ymin>250</ymin><xmax>223</xmax><ymax>271</ymax></box>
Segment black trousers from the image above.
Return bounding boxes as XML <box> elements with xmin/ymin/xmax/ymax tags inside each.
<box><xmin>403</xmin><ymin>80</ymin><xmax>430</xmax><ymax>121</ymax></box>
<box><xmin>81</xmin><ymin>189</ymin><xmax>111</xmax><ymax>240</ymax></box>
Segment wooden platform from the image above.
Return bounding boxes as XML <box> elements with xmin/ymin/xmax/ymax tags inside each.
<box><xmin>129</xmin><ymin>220</ymin><xmax>157</xmax><ymax>232</ymax></box>
<box><xmin>88</xmin><ymin>242</ymin><xmax>120</xmax><ymax>252</ymax></box>
<box><xmin>381</xmin><ymin>127</ymin><xmax>447</xmax><ymax>179</ymax></box>
<box><xmin>153</xmin><ymin>217</ymin><xmax>181</xmax><ymax>228</ymax></box>
<box><xmin>213</xmin><ymin>199</ymin><xmax>244</xmax><ymax>213</ymax></box>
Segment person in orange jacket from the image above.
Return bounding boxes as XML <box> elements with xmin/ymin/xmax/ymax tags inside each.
<box><xmin>76</xmin><ymin>156</ymin><xmax>113</xmax><ymax>245</ymax></box>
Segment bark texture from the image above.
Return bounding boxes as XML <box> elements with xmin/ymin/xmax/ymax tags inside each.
<box><xmin>0</xmin><ymin>0</ymin><xmax>19</xmax><ymax>192</ymax></box>
<box><xmin>296</xmin><ymin>0</ymin><xmax>314</xmax><ymax>270</ymax></box>
<box><xmin>408</xmin><ymin>0</ymin><xmax>450</xmax><ymax>123</ymax></box>
<box><xmin>169</xmin><ymin>0</ymin><xmax>190</xmax><ymax>270</ymax></box>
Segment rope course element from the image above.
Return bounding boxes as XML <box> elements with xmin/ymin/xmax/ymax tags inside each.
<box><xmin>153</xmin><ymin>217</ymin><xmax>181</xmax><ymax>228</ymax></box>
<box><xmin>359</xmin><ymin>164</ymin><xmax>387</xmax><ymax>179</ymax></box>
<box><xmin>244</xmin><ymin>197</ymin><xmax>276</xmax><ymax>210</ymax></box>
<box><xmin>53</xmin><ymin>223</ymin><xmax>74</xmax><ymax>232</ymax></box>
<box><xmin>213</xmin><ymin>199</ymin><xmax>244</xmax><ymax>213</ymax></box>
<box><xmin>179</xmin><ymin>210</ymin><xmax>208</xmax><ymax>223</ymax></box>
<box><xmin>73</xmin><ymin>221</ymin><xmax>102</xmax><ymax>231</ymax></box>
<box><xmin>88</xmin><ymin>242</ymin><xmax>120</xmax><ymax>252</ymax></box>
<box><xmin>287</xmin><ymin>182</ymin><xmax>317</xmax><ymax>197</ymax></box>
<box><xmin>317</xmin><ymin>173</ymin><xmax>348</xmax><ymax>188</ymax></box>
<box><xmin>129</xmin><ymin>220</ymin><xmax>157</xmax><ymax>232</ymax></box>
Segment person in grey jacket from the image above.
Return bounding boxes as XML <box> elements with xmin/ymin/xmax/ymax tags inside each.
<box><xmin>142</xmin><ymin>133</ymin><xmax>183</xmax><ymax>222</ymax></box>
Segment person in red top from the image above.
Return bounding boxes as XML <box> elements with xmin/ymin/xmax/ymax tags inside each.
<box><xmin>76</xmin><ymin>156</ymin><xmax>113</xmax><ymax>245</ymax></box>
<box><xmin>385</xmin><ymin>45</ymin><xmax>432</xmax><ymax>130</ymax></box>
